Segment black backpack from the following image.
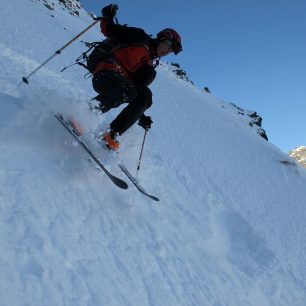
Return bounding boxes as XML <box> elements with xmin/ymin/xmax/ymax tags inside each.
<box><xmin>85</xmin><ymin>38</ymin><xmax>121</xmax><ymax>73</ymax></box>
<box><xmin>74</xmin><ymin>37</ymin><xmax>151</xmax><ymax>75</ymax></box>
<box><xmin>61</xmin><ymin>37</ymin><xmax>154</xmax><ymax>78</ymax></box>
<box><xmin>72</xmin><ymin>38</ymin><xmax>120</xmax><ymax>74</ymax></box>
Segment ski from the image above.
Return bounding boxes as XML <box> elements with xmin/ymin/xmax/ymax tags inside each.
<box><xmin>119</xmin><ymin>164</ymin><xmax>159</xmax><ymax>202</ymax></box>
<box><xmin>54</xmin><ymin>114</ymin><xmax>128</xmax><ymax>190</ymax></box>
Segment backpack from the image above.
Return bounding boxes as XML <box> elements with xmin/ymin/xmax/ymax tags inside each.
<box><xmin>86</xmin><ymin>38</ymin><xmax>119</xmax><ymax>73</ymax></box>
<box><xmin>76</xmin><ymin>37</ymin><xmax>150</xmax><ymax>74</ymax></box>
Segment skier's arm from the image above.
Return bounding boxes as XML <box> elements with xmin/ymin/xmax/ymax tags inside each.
<box><xmin>100</xmin><ymin>4</ymin><xmax>149</xmax><ymax>43</ymax></box>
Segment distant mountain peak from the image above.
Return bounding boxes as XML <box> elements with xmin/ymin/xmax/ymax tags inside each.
<box><xmin>289</xmin><ymin>146</ymin><xmax>306</xmax><ymax>168</ymax></box>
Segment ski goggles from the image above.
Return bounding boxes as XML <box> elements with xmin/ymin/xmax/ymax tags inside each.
<box><xmin>163</xmin><ymin>39</ymin><xmax>174</xmax><ymax>49</ymax></box>
<box><xmin>161</xmin><ymin>39</ymin><xmax>182</xmax><ymax>55</ymax></box>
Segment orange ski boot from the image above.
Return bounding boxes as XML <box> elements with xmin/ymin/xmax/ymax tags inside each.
<box><xmin>102</xmin><ymin>130</ymin><xmax>120</xmax><ymax>151</ymax></box>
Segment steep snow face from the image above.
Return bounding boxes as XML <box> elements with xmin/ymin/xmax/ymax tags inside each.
<box><xmin>1</xmin><ymin>1</ymin><xmax>306</xmax><ymax>306</ymax></box>
<box><xmin>163</xmin><ymin>62</ymin><xmax>269</xmax><ymax>140</ymax></box>
<box><xmin>34</xmin><ymin>0</ymin><xmax>82</xmax><ymax>16</ymax></box>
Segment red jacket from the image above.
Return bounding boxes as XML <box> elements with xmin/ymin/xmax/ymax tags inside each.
<box><xmin>93</xmin><ymin>18</ymin><xmax>155</xmax><ymax>82</ymax></box>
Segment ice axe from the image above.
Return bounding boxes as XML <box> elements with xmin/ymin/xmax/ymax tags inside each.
<box><xmin>21</xmin><ymin>18</ymin><xmax>101</xmax><ymax>84</ymax></box>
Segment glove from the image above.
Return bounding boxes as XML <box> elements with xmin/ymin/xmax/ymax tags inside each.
<box><xmin>101</xmin><ymin>4</ymin><xmax>118</xmax><ymax>20</ymax></box>
<box><xmin>138</xmin><ymin>115</ymin><xmax>153</xmax><ymax>131</ymax></box>
<box><xmin>134</xmin><ymin>67</ymin><xmax>156</xmax><ymax>86</ymax></box>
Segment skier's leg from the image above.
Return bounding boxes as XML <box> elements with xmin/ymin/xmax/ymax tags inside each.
<box><xmin>92</xmin><ymin>71</ymin><xmax>137</xmax><ymax>112</ymax></box>
<box><xmin>110</xmin><ymin>84</ymin><xmax>152</xmax><ymax>135</ymax></box>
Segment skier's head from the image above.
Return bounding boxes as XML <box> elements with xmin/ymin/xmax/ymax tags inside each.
<box><xmin>155</xmin><ymin>28</ymin><xmax>182</xmax><ymax>57</ymax></box>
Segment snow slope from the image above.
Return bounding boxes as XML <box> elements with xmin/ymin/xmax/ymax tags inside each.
<box><xmin>1</xmin><ymin>1</ymin><xmax>306</xmax><ymax>305</ymax></box>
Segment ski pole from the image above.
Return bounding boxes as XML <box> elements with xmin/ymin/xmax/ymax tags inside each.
<box><xmin>136</xmin><ymin>129</ymin><xmax>148</xmax><ymax>177</ymax></box>
<box><xmin>22</xmin><ymin>18</ymin><xmax>101</xmax><ymax>84</ymax></box>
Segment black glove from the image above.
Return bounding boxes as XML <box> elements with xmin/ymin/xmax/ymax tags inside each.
<box><xmin>101</xmin><ymin>4</ymin><xmax>118</xmax><ymax>20</ymax></box>
<box><xmin>134</xmin><ymin>67</ymin><xmax>156</xmax><ymax>86</ymax></box>
<box><xmin>138</xmin><ymin>115</ymin><xmax>153</xmax><ymax>131</ymax></box>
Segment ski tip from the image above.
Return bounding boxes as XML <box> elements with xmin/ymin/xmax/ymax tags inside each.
<box><xmin>119</xmin><ymin>164</ymin><xmax>160</xmax><ymax>201</ymax></box>
<box><xmin>118</xmin><ymin>180</ymin><xmax>128</xmax><ymax>189</ymax></box>
<box><xmin>22</xmin><ymin>77</ymin><xmax>29</xmax><ymax>84</ymax></box>
<box><xmin>149</xmin><ymin>195</ymin><xmax>160</xmax><ymax>202</ymax></box>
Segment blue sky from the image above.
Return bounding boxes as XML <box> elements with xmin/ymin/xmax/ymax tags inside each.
<box><xmin>80</xmin><ymin>0</ymin><xmax>306</xmax><ymax>153</ymax></box>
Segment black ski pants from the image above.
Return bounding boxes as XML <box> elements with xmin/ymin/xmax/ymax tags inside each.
<box><xmin>92</xmin><ymin>71</ymin><xmax>152</xmax><ymax>135</ymax></box>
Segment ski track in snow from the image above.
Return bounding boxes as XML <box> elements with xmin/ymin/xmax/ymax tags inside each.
<box><xmin>1</xmin><ymin>1</ymin><xmax>306</xmax><ymax>305</ymax></box>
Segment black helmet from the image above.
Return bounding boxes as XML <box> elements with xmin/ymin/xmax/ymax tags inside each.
<box><xmin>157</xmin><ymin>28</ymin><xmax>182</xmax><ymax>55</ymax></box>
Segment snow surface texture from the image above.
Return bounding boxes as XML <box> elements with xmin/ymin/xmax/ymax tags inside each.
<box><xmin>1</xmin><ymin>1</ymin><xmax>306</xmax><ymax>305</ymax></box>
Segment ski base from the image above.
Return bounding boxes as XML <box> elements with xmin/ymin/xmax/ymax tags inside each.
<box><xmin>54</xmin><ymin>114</ymin><xmax>128</xmax><ymax>190</ymax></box>
<box><xmin>119</xmin><ymin>164</ymin><xmax>159</xmax><ymax>202</ymax></box>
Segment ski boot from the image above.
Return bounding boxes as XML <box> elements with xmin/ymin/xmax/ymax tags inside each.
<box><xmin>102</xmin><ymin>130</ymin><xmax>120</xmax><ymax>151</ymax></box>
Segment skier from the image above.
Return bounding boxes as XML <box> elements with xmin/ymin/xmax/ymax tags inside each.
<box><xmin>92</xmin><ymin>4</ymin><xmax>182</xmax><ymax>150</ymax></box>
